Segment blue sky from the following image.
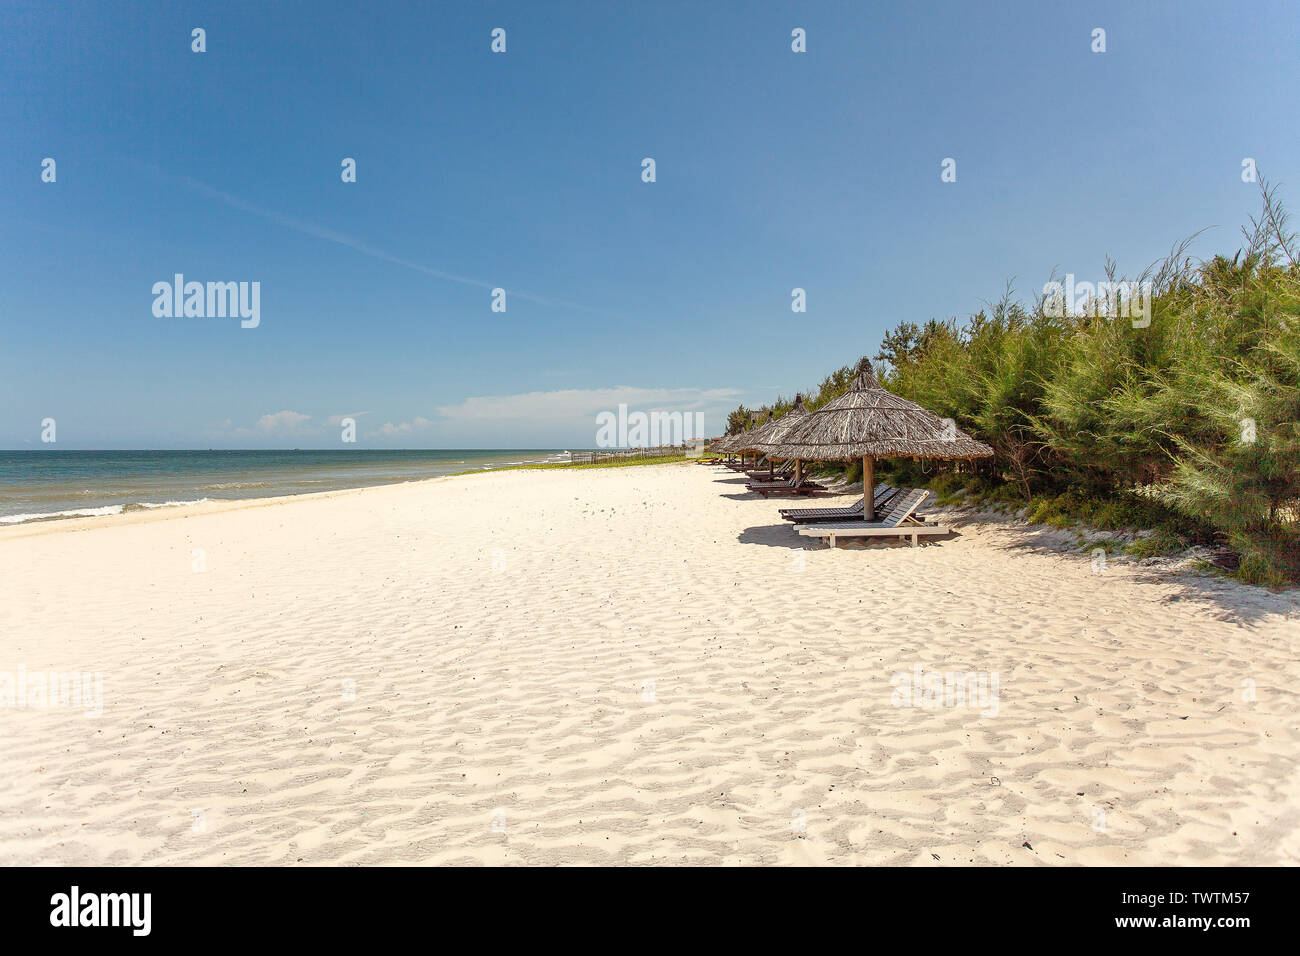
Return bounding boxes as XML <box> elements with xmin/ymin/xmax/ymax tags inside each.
<box><xmin>2</xmin><ymin>0</ymin><xmax>1297</xmax><ymax>448</ymax></box>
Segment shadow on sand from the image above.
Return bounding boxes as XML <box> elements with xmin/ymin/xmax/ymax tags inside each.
<box><xmin>738</xmin><ymin>524</ymin><xmax>961</xmax><ymax>550</ymax></box>
<box><xmin>729</xmin><ymin>498</ymin><xmax>1295</xmax><ymax>622</ymax></box>
<box><xmin>929</xmin><ymin>505</ymin><xmax>1298</xmax><ymax>624</ymax></box>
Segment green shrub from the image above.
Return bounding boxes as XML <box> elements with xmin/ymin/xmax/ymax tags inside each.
<box><xmin>722</xmin><ymin>185</ymin><xmax>1299</xmax><ymax>585</ymax></box>
<box><xmin>1123</xmin><ymin>530</ymin><xmax>1184</xmax><ymax>559</ymax></box>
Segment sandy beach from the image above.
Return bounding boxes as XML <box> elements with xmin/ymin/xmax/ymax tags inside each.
<box><xmin>1</xmin><ymin>462</ymin><xmax>1296</xmax><ymax>866</ymax></box>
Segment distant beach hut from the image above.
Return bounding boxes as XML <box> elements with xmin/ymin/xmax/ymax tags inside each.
<box><xmin>755</xmin><ymin>394</ymin><xmax>813</xmax><ymax>483</ymax></box>
<box><xmin>711</xmin><ymin>431</ymin><xmax>738</xmax><ymax>457</ymax></box>
<box><xmin>730</xmin><ymin>412</ymin><xmax>779</xmax><ymax>471</ymax></box>
<box><xmin>715</xmin><ymin>431</ymin><xmax>753</xmax><ymax>463</ymax></box>
<box><xmin>764</xmin><ymin>362</ymin><xmax>993</xmax><ymax>520</ymax></box>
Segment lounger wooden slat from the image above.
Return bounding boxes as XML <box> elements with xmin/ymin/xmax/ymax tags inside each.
<box><xmin>793</xmin><ymin>489</ymin><xmax>948</xmax><ymax>547</ymax></box>
<box><xmin>747</xmin><ymin>477</ymin><xmax>826</xmax><ymax>498</ymax></box>
<box><xmin>745</xmin><ymin>461</ymin><xmax>794</xmax><ymax>480</ymax></box>
<box><xmin>781</xmin><ymin>500</ymin><xmax>864</xmax><ymax>520</ymax></box>
<box><xmin>779</xmin><ymin>484</ymin><xmax>899</xmax><ymax>522</ymax></box>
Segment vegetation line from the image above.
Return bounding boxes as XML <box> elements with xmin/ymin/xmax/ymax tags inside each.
<box><xmin>723</xmin><ymin>181</ymin><xmax>1299</xmax><ymax>586</ymax></box>
<box><xmin>447</xmin><ymin>455</ymin><xmax>693</xmax><ymax>477</ymax></box>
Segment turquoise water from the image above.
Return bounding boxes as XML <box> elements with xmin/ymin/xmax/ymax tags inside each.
<box><xmin>0</xmin><ymin>450</ymin><xmax>570</xmax><ymax>524</ymax></box>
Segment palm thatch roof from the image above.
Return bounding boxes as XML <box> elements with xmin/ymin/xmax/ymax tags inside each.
<box><xmin>764</xmin><ymin>365</ymin><xmax>994</xmax><ymax>461</ymax></box>
<box><xmin>755</xmin><ymin>395</ymin><xmax>812</xmax><ymax>452</ymax></box>
<box><xmin>730</xmin><ymin>412</ymin><xmax>778</xmax><ymax>453</ymax></box>
<box><xmin>713</xmin><ymin>430</ymin><xmax>748</xmax><ymax>453</ymax></box>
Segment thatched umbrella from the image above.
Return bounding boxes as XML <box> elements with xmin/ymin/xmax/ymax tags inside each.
<box><xmin>713</xmin><ymin>430</ymin><xmax>748</xmax><ymax>461</ymax></box>
<box><xmin>755</xmin><ymin>394</ymin><xmax>812</xmax><ymax>483</ymax></box>
<box><xmin>714</xmin><ymin>433</ymin><xmax>740</xmax><ymax>465</ymax></box>
<box><xmin>731</xmin><ymin>412</ymin><xmax>780</xmax><ymax>471</ymax></box>
<box><xmin>764</xmin><ymin>363</ymin><xmax>993</xmax><ymax>520</ymax></box>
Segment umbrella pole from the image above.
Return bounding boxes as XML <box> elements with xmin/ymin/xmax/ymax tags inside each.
<box><xmin>795</xmin><ymin>459</ymin><xmax>802</xmax><ymax>484</ymax></box>
<box><xmin>862</xmin><ymin>455</ymin><xmax>875</xmax><ymax>521</ymax></box>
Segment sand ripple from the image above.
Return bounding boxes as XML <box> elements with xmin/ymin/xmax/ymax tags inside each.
<box><xmin>0</xmin><ymin>466</ymin><xmax>1296</xmax><ymax>865</ymax></box>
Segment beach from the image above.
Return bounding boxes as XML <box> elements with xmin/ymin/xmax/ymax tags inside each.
<box><xmin>1</xmin><ymin>462</ymin><xmax>1296</xmax><ymax>866</ymax></box>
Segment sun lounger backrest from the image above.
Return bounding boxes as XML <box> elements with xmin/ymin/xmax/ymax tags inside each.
<box><xmin>882</xmin><ymin>488</ymin><xmax>929</xmax><ymax>527</ymax></box>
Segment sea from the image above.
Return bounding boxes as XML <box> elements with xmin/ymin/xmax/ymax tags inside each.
<box><xmin>0</xmin><ymin>449</ymin><xmax>571</xmax><ymax>525</ymax></box>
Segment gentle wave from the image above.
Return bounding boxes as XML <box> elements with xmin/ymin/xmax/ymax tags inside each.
<box><xmin>1</xmin><ymin>499</ymin><xmax>212</xmax><ymax>525</ymax></box>
<box><xmin>124</xmin><ymin>498</ymin><xmax>213</xmax><ymax>511</ymax></box>
<box><xmin>0</xmin><ymin>505</ymin><xmax>125</xmax><ymax>524</ymax></box>
<box><xmin>0</xmin><ymin>450</ymin><xmax>575</xmax><ymax>525</ymax></box>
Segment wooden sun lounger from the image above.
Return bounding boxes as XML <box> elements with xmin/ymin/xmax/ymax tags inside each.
<box><xmin>779</xmin><ymin>484</ymin><xmax>898</xmax><ymax>522</ymax></box>
<box><xmin>746</xmin><ymin>461</ymin><xmax>794</xmax><ymax>480</ymax></box>
<box><xmin>729</xmin><ymin>456</ymin><xmax>774</xmax><ymax>473</ymax></box>
<box><xmin>793</xmin><ymin>489</ymin><xmax>948</xmax><ymax>547</ymax></box>
<box><xmin>780</xmin><ymin>483</ymin><xmax>891</xmax><ymax>517</ymax></box>
<box><xmin>747</xmin><ymin>476</ymin><xmax>826</xmax><ymax>498</ymax></box>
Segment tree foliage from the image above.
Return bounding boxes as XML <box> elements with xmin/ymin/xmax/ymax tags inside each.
<box><xmin>724</xmin><ymin>183</ymin><xmax>1300</xmax><ymax>584</ymax></box>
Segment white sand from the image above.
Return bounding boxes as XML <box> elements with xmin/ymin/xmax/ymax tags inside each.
<box><xmin>1</xmin><ymin>462</ymin><xmax>1297</xmax><ymax>866</ymax></box>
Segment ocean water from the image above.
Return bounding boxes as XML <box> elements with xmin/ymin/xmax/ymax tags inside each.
<box><xmin>0</xmin><ymin>450</ymin><xmax>570</xmax><ymax>525</ymax></box>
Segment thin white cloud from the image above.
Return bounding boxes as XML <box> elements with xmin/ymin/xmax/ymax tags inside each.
<box><xmin>325</xmin><ymin>411</ymin><xmax>370</xmax><ymax>426</ymax></box>
<box><xmin>376</xmin><ymin>416</ymin><xmax>435</xmax><ymax>436</ymax></box>
<box><xmin>368</xmin><ymin>386</ymin><xmax>741</xmax><ymax>443</ymax></box>
<box><xmin>203</xmin><ymin>410</ymin><xmax>315</xmax><ymax>440</ymax></box>
<box><xmin>202</xmin><ymin>389</ymin><xmax>741</xmax><ymax>445</ymax></box>
<box><xmin>255</xmin><ymin>410</ymin><xmax>312</xmax><ymax>434</ymax></box>
<box><xmin>433</xmin><ymin>386</ymin><xmax>741</xmax><ymax>422</ymax></box>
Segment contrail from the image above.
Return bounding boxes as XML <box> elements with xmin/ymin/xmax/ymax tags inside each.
<box><xmin>145</xmin><ymin>165</ymin><xmax>627</xmax><ymax>318</ymax></box>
